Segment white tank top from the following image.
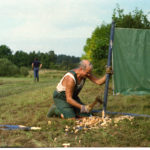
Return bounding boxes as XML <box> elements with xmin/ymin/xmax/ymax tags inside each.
<box><xmin>56</xmin><ymin>72</ymin><xmax>76</xmax><ymax>92</ymax></box>
<box><xmin>56</xmin><ymin>72</ymin><xmax>85</xmax><ymax>92</ymax></box>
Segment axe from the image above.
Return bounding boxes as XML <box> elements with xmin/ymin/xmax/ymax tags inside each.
<box><xmin>87</xmin><ymin>96</ymin><xmax>103</xmax><ymax>112</ymax></box>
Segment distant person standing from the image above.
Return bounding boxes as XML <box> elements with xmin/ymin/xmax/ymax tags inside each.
<box><xmin>32</xmin><ymin>58</ymin><xmax>42</xmax><ymax>82</ymax></box>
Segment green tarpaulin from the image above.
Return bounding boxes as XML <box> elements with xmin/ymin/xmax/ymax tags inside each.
<box><xmin>112</xmin><ymin>28</ymin><xmax>150</xmax><ymax>95</ymax></box>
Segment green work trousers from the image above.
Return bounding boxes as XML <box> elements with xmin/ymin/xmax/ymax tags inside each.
<box><xmin>48</xmin><ymin>90</ymin><xmax>91</xmax><ymax>119</ymax></box>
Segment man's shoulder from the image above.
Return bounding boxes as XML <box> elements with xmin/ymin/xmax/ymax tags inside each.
<box><xmin>33</xmin><ymin>60</ymin><xmax>40</xmax><ymax>63</ymax></box>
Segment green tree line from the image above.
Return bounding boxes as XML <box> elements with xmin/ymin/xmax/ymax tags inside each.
<box><xmin>0</xmin><ymin>45</ymin><xmax>80</xmax><ymax>69</ymax></box>
<box><xmin>0</xmin><ymin>45</ymin><xmax>80</xmax><ymax>76</ymax></box>
<box><xmin>82</xmin><ymin>5</ymin><xmax>150</xmax><ymax>75</ymax></box>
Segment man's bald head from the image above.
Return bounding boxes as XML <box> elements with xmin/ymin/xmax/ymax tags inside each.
<box><xmin>79</xmin><ymin>60</ymin><xmax>93</xmax><ymax>71</ymax></box>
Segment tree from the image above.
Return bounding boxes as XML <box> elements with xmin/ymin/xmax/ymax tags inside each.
<box><xmin>40</xmin><ymin>50</ymin><xmax>57</xmax><ymax>68</ymax></box>
<box><xmin>82</xmin><ymin>24</ymin><xmax>110</xmax><ymax>74</ymax></box>
<box><xmin>0</xmin><ymin>45</ymin><xmax>12</xmax><ymax>59</ymax></box>
<box><xmin>0</xmin><ymin>58</ymin><xmax>20</xmax><ymax>76</ymax></box>
<box><xmin>48</xmin><ymin>51</ymin><xmax>57</xmax><ymax>68</ymax></box>
<box><xmin>112</xmin><ymin>4</ymin><xmax>150</xmax><ymax>29</ymax></box>
<box><xmin>13</xmin><ymin>51</ymin><xmax>29</xmax><ymax>67</ymax></box>
<box><xmin>82</xmin><ymin>6</ymin><xmax>150</xmax><ymax>75</ymax></box>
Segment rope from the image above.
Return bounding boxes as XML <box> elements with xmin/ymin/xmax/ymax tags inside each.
<box><xmin>92</xmin><ymin>109</ymin><xmax>150</xmax><ymax>118</ymax></box>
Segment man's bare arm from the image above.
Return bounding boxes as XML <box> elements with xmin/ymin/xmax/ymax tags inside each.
<box><xmin>32</xmin><ymin>63</ymin><xmax>34</xmax><ymax>69</ymax></box>
<box><xmin>87</xmin><ymin>73</ymin><xmax>106</xmax><ymax>85</ymax></box>
<box><xmin>40</xmin><ymin>64</ymin><xmax>42</xmax><ymax>69</ymax></box>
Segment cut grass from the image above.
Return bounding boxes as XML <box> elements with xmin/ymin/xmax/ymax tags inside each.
<box><xmin>0</xmin><ymin>70</ymin><xmax>150</xmax><ymax>147</ymax></box>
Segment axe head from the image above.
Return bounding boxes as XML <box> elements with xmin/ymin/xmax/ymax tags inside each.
<box><xmin>87</xmin><ymin>95</ymin><xmax>103</xmax><ymax>112</ymax></box>
<box><xmin>95</xmin><ymin>95</ymin><xmax>103</xmax><ymax>104</ymax></box>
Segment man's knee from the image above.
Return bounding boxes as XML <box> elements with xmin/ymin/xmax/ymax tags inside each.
<box><xmin>47</xmin><ymin>104</ymin><xmax>61</xmax><ymax>118</ymax></box>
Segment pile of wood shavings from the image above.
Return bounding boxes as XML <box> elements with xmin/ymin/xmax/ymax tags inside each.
<box><xmin>65</xmin><ymin>115</ymin><xmax>134</xmax><ymax>133</ymax></box>
<box><xmin>113</xmin><ymin>115</ymin><xmax>134</xmax><ymax>123</ymax></box>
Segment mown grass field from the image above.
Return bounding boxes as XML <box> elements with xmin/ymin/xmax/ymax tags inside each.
<box><xmin>0</xmin><ymin>69</ymin><xmax>150</xmax><ymax>147</ymax></box>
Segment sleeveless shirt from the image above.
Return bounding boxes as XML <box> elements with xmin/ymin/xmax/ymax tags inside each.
<box><xmin>56</xmin><ymin>70</ymin><xmax>86</xmax><ymax>96</ymax></box>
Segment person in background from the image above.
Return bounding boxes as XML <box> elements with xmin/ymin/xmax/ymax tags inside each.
<box><xmin>47</xmin><ymin>59</ymin><xmax>112</xmax><ymax>119</ymax></box>
<box><xmin>32</xmin><ymin>58</ymin><xmax>42</xmax><ymax>82</ymax></box>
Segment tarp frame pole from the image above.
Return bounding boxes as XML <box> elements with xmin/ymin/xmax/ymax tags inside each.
<box><xmin>103</xmin><ymin>21</ymin><xmax>115</xmax><ymax>117</ymax></box>
<box><xmin>92</xmin><ymin>109</ymin><xmax>150</xmax><ymax>118</ymax></box>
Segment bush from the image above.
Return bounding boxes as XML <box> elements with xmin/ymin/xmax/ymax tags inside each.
<box><xmin>0</xmin><ymin>58</ymin><xmax>20</xmax><ymax>76</ymax></box>
<box><xmin>20</xmin><ymin>67</ymin><xmax>29</xmax><ymax>76</ymax></box>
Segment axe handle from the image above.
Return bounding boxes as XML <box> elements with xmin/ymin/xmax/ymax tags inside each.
<box><xmin>88</xmin><ymin>99</ymin><xmax>99</xmax><ymax>110</ymax></box>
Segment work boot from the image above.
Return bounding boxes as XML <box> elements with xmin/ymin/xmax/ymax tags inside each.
<box><xmin>47</xmin><ymin>104</ymin><xmax>61</xmax><ymax>118</ymax></box>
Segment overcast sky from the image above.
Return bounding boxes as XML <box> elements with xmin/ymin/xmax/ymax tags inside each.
<box><xmin>0</xmin><ymin>0</ymin><xmax>149</xmax><ymax>57</ymax></box>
